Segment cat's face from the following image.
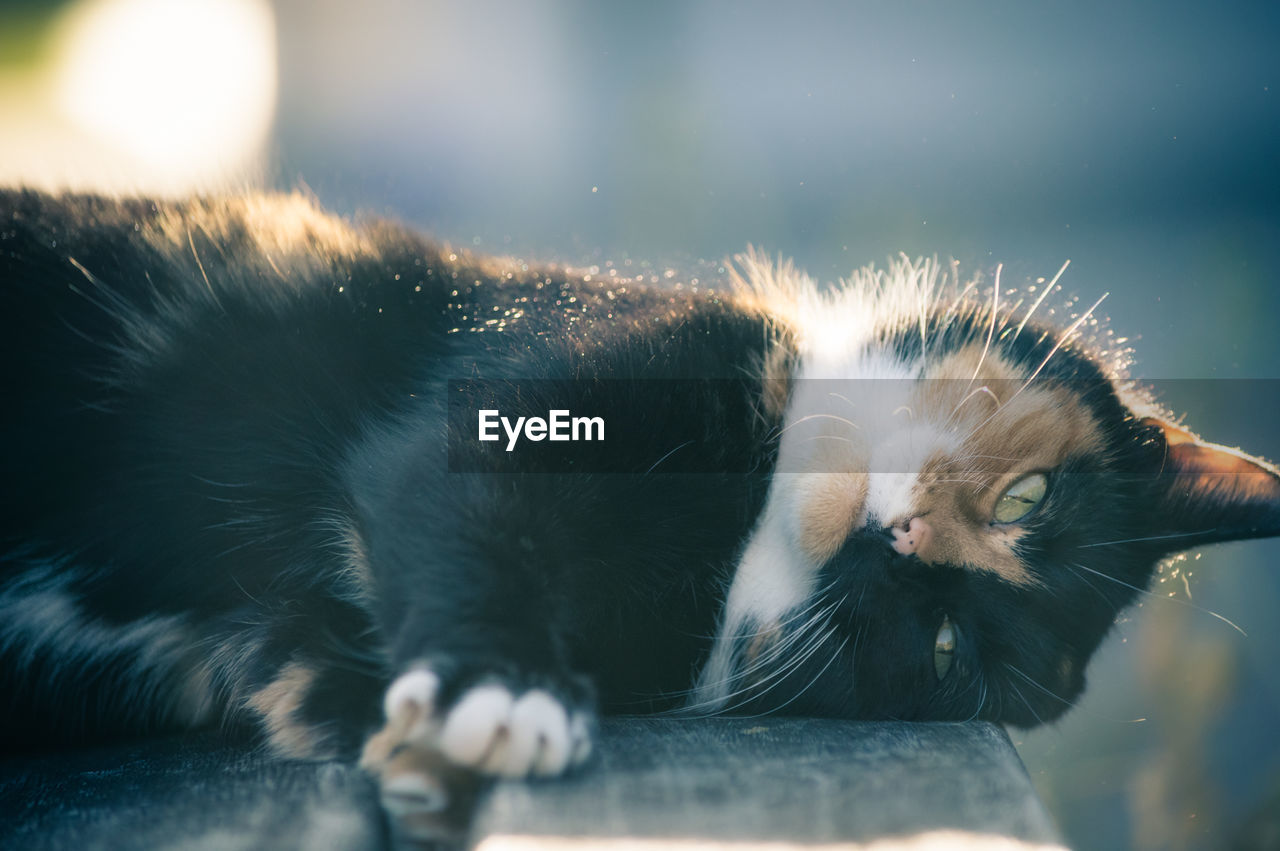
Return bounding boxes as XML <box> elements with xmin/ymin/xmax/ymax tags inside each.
<box><xmin>693</xmin><ymin>258</ymin><xmax>1280</xmax><ymax>726</ymax></box>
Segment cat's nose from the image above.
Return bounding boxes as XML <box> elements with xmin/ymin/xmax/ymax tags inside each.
<box><xmin>890</xmin><ymin>516</ymin><xmax>932</xmax><ymax>556</ymax></box>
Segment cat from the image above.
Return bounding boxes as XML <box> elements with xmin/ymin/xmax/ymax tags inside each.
<box><xmin>2</xmin><ymin>189</ymin><xmax>1278</xmax><ymax>807</ymax></box>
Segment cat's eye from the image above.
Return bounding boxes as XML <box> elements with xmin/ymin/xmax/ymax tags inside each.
<box><xmin>934</xmin><ymin>616</ymin><xmax>957</xmax><ymax>680</ymax></box>
<box><xmin>992</xmin><ymin>472</ymin><xmax>1048</xmax><ymax>524</ymax></box>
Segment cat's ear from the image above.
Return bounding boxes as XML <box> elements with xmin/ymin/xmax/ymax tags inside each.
<box><xmin>1142</xmin><ymin>417</ymin><xmax>1280</xmax><ymax>550</ymax></box>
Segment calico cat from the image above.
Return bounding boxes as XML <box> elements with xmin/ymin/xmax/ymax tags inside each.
<box><xmin>2</xmin><ymin>189</ymin><xmax>1278</xmax><ymax>803</ymax></box>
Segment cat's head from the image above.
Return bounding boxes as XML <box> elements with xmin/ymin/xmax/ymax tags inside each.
<box><xmin>693</xmin><ymin>254</ymin><xmax>1280</xmax><ymax>726</ymax></box>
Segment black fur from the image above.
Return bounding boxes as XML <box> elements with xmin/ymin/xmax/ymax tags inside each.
<box><xmin>0</xmin><ymin>190</ymin><xmax>776</xmax><ymax>753</ymax></box>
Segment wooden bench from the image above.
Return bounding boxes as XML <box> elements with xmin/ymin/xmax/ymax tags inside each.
<box><xmin>0</xmin><ymin>719</ymin><xmax>1066</xmax><ymax>849</ymax></box>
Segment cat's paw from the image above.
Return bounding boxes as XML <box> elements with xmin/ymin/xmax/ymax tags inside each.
<box><xmin>434</xmin><ymin>682</ymin><xmax>592</xmax><ymax>776</ymax></box>
<box><xmin>361</xmin><ymin>664</ymin><xmax>594</xmax><ymax>782</ymax></box>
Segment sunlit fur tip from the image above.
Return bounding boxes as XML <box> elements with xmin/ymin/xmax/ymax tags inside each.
<box><xmin>729</xmin><ymin>247</ymin><xmax>1134</xmax><ymax>379</ymax></box>
<box><xmin>729</xmin><ymin>247</ymin><xmax>956</xmax><ymax>334</ymax></box>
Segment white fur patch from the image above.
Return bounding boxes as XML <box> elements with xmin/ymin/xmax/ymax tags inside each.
<box><xmin>862</xmin><ymin>421</ymin><xmax>956</xmax><ymax>527</ymax></box>
<box><xmin>693</xmin><ymin>343</ymin><xmax>931</xmax><ymax>710</ymax></box>
<box><xmin>691</xmin><ymin>516</ymin><xmax>808</xmax><ymax>712</ymax></box>
<box><xmin>440</xmin><ymin>685</ymin><xmax>586</xmax><ymax>778</ymax></box>
<box><xmin>697</xmin><ymin>257</ymin><xmax>961</xmax><ymax>712</ymax></box>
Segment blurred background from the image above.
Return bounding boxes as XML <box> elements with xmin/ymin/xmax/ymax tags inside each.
<box><xmin>1</xmin><ymin>0</ymin><xmax>1278</xmax><ymax>846</ymax></box>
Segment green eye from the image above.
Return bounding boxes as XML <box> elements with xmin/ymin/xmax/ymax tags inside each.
<box><xmin>993</xmin><ymin>472</ymin><xmax>1048</xmax><ymax>524</ymax></box>
<box><xmin>934</xmin><ymin>616</ymin><xmax>957</xmax><ymax>680</ymax></box>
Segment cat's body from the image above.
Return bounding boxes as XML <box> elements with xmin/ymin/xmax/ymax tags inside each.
<box><xmin>0</xmin><ymin>190</ymin><xmax>779</xmax><ymax>768</ymax></box>
<box><xmin>3</xmin><ymin>189</ymin><xmax>1278</xmax><ymax>791</ymax></box>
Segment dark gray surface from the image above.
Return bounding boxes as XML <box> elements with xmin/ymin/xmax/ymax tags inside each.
<box><xmin>472</xmin><ymin>718</ymin><xmax>1064</xmax><ymax>848</ymax></box>
<box><xmin>0</xmin><ymin>720</ymin><xmax>1062</xmax><ymax>850</ymax></box>
<box><xmin>0</xmin><ymin>734</ymin><xmax>389</xmax><ymax>851</ymax></box>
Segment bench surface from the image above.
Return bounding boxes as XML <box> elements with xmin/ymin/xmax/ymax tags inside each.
<box><xmin>0</xmin><ymin>719</ymin><xmax>1065</xmax><ymax>850</ymax></box>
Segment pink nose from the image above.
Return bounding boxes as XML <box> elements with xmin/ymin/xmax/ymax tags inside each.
<box><xmin>891</xmin><ymin>516</ymin><xmax>932</xmax><ymax>556</ymax></box>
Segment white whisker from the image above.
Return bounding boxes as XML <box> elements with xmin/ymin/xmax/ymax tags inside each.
<box><xmin>1069</xmin><ymin>562</ymin><xmax>1245</xmax><ymax>636</ymax></box>
<box><xmin>1077</xmin><ymin>531</ymin><xmax>1210</xmax><ymax>548</ymax></box>
<box><xmin>1012</xmin><ymin>259</ymin><xmax>1070</xmax><ymax>342</ymax></box>
<box><xmin>643</xmin><ymin>440</ymin><xmax>694</xmax><ymax>476</ymax></box>
<box><xmin>729</xmin><ymin>634</ymin><xmax>850</xmax><ymax>719</ymax></box>
<box><xmin>964</xmin><ymin>264</ymin><xmax>1001</xmax><ymax>390</ymax></box>
<box><xmin>776</xmin><ymin>412</ymin><xmax>861</xmax><ymax>440</ymax></box>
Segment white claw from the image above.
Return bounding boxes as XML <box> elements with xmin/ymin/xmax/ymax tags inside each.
<box><xmin>440</xmin><ymin>684</ymin><xmax>516</xmax><ymax>767</ymax></box>
<box><xmin>383</xmin><ymin>666</ymin><xmax>441</xmax><ymax>741</ymax></box>
<box><xmin>505</xmin><ymin>691</ymin><xmax>570</xmax><ymax>777</ymax></box>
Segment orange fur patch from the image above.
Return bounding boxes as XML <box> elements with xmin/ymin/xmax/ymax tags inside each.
<box><xmin>788</xmin><ymin>342</ymin><xmax>1107</xmax><ymax>585</ymax></box>
<box><xmin>247</xmin><ymin>661</ymin><xmax>333</xmax><ymax>759</ymax></box>
<box><xmin>903</xmin><ymin>347</ymin><xmax>1104</xmax><ymax>585</ymax></box>
<box><xmin>798</xmin><ymin>472</ymin><xmax>870</xmax><ymax>563</ymax></box>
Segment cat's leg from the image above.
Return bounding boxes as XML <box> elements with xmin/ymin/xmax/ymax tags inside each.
<box><xmin>355</xmin><ymin>607</ymin><xmax>596</xmax><ymax>836</ymax></box>
<box><xmin>356</xmin><ymin>659</ymin><xmax>589</xmax><ymax>839</ymax></box>
<box><xmin>354</xmin><ymin>496</ymin><xmax>599</xmax><ymax>790</ymax></box>
<box><xmin>0</xmin><ymin>574</ymin><xmax>386</xmax><ymax>757</ymax></box>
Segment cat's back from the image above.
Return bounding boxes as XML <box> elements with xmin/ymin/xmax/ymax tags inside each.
<box><xmin>0</xmin><ymin>189</ymin><xmax>764</xmax><ymax>557</ymax></box>
<box><xmin>0</xmin><ymin>190</ymin><xmax>450</xmax><ymax>557</ymax></box>
<box><xmin>0</xmin><ymin>188</ymin><xmax>448</xmax><ymax>346</ymax></box>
